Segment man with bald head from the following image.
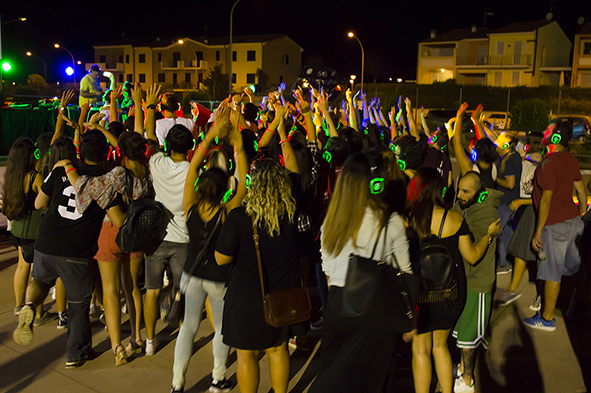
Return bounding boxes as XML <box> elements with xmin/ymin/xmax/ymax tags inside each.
<box><xmin>452</xmin><ymin>171</ymin><xmax>503</xmax><ymax>392</ymax></box>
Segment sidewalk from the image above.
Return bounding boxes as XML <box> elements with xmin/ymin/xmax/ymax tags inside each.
<box><xmin>0</xmin><ymin>236</ymin><xmax>587</xmax><ymax>392</ymax></box>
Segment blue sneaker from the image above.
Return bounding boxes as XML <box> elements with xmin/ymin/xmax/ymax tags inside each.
<box><xmin>523</xmin><ymin>313</ymin><xmax>556</xmax><ymax>332</ymax></box>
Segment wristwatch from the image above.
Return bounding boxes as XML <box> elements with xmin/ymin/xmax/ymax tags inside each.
<box><xmin>487</xmin><ymin>235</ymin><xmax>493</xmax><ymax>245</ymax></box>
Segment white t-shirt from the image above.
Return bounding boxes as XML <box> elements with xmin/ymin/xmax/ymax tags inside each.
<box><xmin>149</xmin><ymin>152</ymin><xmax>190</xmax><ymax>243</ymax></box>
<box><xmin>321</xmin><ymin>208</ymin><xmax>411</xmax><ymax>287</ymax></box>
<box><xmin>155</xmin><ymin>117</ymin><xmax>196</xmax><ymax>145</ymax></box>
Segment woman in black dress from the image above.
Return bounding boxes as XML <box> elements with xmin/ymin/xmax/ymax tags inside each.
<box><xmin>215</xmin><ymin>147</ymin><xmax>301</xmax><ymax>392</ymax></box>
<box><xmin>406</xmin><ymin>168</ymin><xmax>500</xmax><ymax>393</ymax></box>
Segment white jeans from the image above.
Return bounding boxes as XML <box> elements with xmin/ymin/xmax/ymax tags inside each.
<box><xmin>172</xmin><ymin>272</ymin><xmax>229</xmax><ymax>388</ymax></box>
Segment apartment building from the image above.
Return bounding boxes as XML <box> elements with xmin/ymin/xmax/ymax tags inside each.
<box><xmin>572</xmin><ymin>22</ymin><xmax>591</xmax><ymax>87</ymax></box>
<box><xmin>417</xmin><ymin>20</ymin><xmax>572</xmax><ymax>87</ymax></box>
<box><xmin>87</xmin><ymin>34</ymin><xmax>303</xmax><ymax>91</ymax></box>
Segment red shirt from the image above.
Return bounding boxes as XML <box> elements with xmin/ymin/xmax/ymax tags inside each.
<box><xmin>532</xmin><ymin>149</ymin><xmax>582</xmax><ymax>226</ymax></box>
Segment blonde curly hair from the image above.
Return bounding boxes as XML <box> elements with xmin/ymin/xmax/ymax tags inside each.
<box><xmin>244</xmin><ymin>160</ymin><xmax>296</xmax><ymax>237</ymax></box>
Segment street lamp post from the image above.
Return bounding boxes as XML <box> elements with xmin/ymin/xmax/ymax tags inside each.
<box><xmin>178</xmin><ymin>39</ymin><xmax>199</xmax><ymax>89</ymax></box>
<box><xmin>0</xmin><ymin>16</ymin><xmax>26</xmax><ymax>96</ymax></box>
<box><xmin>347</xmin><ymin>32</ymin><xmax>365</xmax><ymax>92</ymax></box>
<box><xmin>26</xmin><ymin>51</ymin><xmax>47</xmax><ymax>82</ymax></box>
<box><xmin>229</xmin><ymin>0</ymin><xmax>242</xmax><ymax>96</ymax></box>
<box><xmin>54</xmin><ymin>43</ymin><xmax>76</xmax><ymax>83</ymax></box>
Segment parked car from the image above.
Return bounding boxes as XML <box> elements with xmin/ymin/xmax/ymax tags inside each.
<box><xmin>482</xmin><ymin>112</ymin><xmax>511</xmax><ymax>130</ymax></box>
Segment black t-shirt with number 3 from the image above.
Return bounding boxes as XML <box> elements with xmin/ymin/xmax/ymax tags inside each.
<box><xmin>34</xmin><ymin>163</ymin><xmax>107</xmax><ymax>258</ymax></box>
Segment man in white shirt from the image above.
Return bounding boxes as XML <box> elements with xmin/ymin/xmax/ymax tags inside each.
<box><xmin>155</xmin><ymin>93</ymin><xmax>197</xmax><ymax>145</ymax></box>
<box><xmin>144</xmin><ymin>124</ymin><xmax>194</xmax><ymax>355</ymax></box>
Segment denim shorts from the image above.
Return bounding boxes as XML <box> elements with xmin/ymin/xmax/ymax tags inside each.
<box><xmin>537</xmin><ymin>216</ymin><xmax>584</xmax><ymax>282</ymax></box>
<box><xmin>144</xmin><ymin>241</ymin><xmax>188</xmax><ymax>290</ymax></box>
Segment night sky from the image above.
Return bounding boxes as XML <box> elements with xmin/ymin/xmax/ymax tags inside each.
<box><xmin>2</xmin><ymin>0</ymin><xmax>591</xmax><ymax>85</ymax></box>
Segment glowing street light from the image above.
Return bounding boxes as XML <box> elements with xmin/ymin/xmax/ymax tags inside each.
<box><xmin>2</xmin><ymin>61</ymin><xmax>11</xmax><ymax>72</ymax></box>
<box><xmin>65</xmin><ymin>67</ymin><xmax>74</xmax><ymax>76</ymax></box>
<box><xmin>26</xmin><ymin>51</ymin><xmax>47</xmax><ymax>82</ymax></box>
<box><xmin>350</xmin><ymin>75</ymin><xmax>356</xmax><ymax>80</ymax></box>
<box><xmin>347</xmin><ymin>32</ymin><xmax>365</xmax><ymax>91</ymax></box>
<box><xmin>397</xmin><ymin>78</ymin><xmax>403</xmax><ymax>83</ymax></box>
<box><xmin>54</xmin><ymin>43</ymin><xmax>76</xmax><ymax>82</ymax></box>
<box><xmin>77</xmin><ymin>61</ymin><xmax>82</xmax><ymax>65</ymax></box>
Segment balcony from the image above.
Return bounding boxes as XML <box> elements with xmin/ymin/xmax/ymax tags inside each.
<box><xmin>160</xmin><ymin>60</ymin><xmax>209</xmax><ymax>70</ymax></box>
<box><xmin>487</xmin><ymin>54</ymin><xmax>532</xmax><ymax>67</ymax></box>
<box><xmin>540</xmin><ymin>57</ymin><xmax>571</xmax><ymax>72</ymax></box>
<box><xmin>420</xmin><ymin>57</ymin><xmax>454</xmax><ymax>68</ymax></box>
<box><xmin>456</xmin><ymin>56</ymin><xmax>488</xmax><ymax>66</ymax></box>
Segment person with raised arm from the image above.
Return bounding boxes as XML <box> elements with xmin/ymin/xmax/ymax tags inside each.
<box><xmin>171</xmin><ymin>105</ymin><xmax>247</xmax><ymax>393</ymax></box>
<box><xmin>79</xmin><ymin>65</ymin><xmax>103</xmax><ymax>107</ymax></box>
<box><xmin>452</xmin><ymin>103</ymin><xmax>498</xmax><ymax>188</ymax></box>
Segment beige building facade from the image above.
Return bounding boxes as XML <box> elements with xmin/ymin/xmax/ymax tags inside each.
<box><xmin>87</xmin><ymin>34</ymin><xmax>303</xmax><ymax>92</ymax></box>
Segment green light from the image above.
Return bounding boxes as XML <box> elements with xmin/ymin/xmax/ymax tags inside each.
<box><xmin>2</xmin><ymin>62</ymin><xmax>12</xmax><ymax>72</ymax></box>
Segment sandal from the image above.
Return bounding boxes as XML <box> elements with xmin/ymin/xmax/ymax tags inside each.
<box><xmin>114</xmin><ymin>344</ymin><xmax>128</xmax><ymax>367</ymax></box>
<box><xmin>126</xmin><ymin>339</ymin><xmax>144</xmax><ymax>355</ymax></box>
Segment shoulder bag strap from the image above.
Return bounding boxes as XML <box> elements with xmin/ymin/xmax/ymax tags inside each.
<box><xmin>252</xmin><ymin>216</ymin><xmax>267</xmax><ymax>298</ymax></box>
<box><xmin>186</xmin><ymin>209</ymin><xmax>223</xmax><ymax>277</ymax></box>
<box><xmin>438</xmin><ymin>209</ymin><xmax>448</xmax><ymax>238</ymax></box>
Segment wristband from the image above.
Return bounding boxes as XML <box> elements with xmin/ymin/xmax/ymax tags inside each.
<box><xmin>66</xmin><ymin>167</ymin><xmax>77</xmax><ymax>175</ymax></box>
<box><xmin>300</xmin><ymin>109</ymin><xmax>310</xmax><ymax>115</ymax></box>
<box><xmin>266</xmin><ymin>128</ymin><xmax>276</xmax><ymax>134</ymax></box>
<box><xmin>279</xmin><ymin>139</ymin><xmax>290</xmax><ymax>144</ymax></box>
<box><xmin>487</xmin><ymin>234</ymin><xmax>493</xmax><ymax>245</ymax></box>
<box><xmin>517</xmin><ymin>200</ymin><xmax>521</xmax><ymax>207</ymax></box>
<box><xmin>197</xmin><ymin>143</ymin><xmax>208</xmax><ymax>155</ymax></box>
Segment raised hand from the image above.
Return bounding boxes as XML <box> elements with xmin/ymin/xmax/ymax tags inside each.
<box><xmin>130</xmin><ymin>83</ymin><xmax>143</xmax><ymax>104</ymax></box>
<box><xmin>404</xmin><ymin>97</ymin><xmax>412</xmax><ymax>112</ymax></box>
<box><xmin>60</xmin><ymin>89</ymin><xmax>76</xmax><ymax>109</ymax></box>
<box><xmin>457</xmin><ymin>102</ymin><xmax>469</xmax><ymax>118</ymax></box>
<box><xmin>397</xmin><ymin>95</ymin><xmax>402</xmax><ymax>110</ymax></box>
<box><xmin>346</xmin><ymin>88</ymin><xmax>353</xmax><ymax>103</ymax></box>
<box><xmin>146</xmin><ymin>84</ymin><xmax>161</xmax><ymax>106</ymax></box>
<box><xmin>471</xmin><ymin>103</ymin><xmax>483</xmax><ymax>123</ymax></box>
<box><xmin>59</xmin><ymin>111</ymin><xmax>80</xmax><ymax>130</ymax></box>
<box><xmin>86</xmin><ymin>112</ymin><xmax>106</xmax><ymax>129</ymax></box>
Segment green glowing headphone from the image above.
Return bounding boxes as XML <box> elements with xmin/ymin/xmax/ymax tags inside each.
<box><xmin>442</xmin><ymin>186</ymin><xmax>447</xmax><ymax>198</ymax></box>
<box><xmin>551</xmin><ymin>133</ymin><xmax>561</xmax><ymax>145</ymax></box>
<box><xmin>502</xmin><ymin>141</ymin><xmax>510</xmax><ymax>150</ymax></box>
<box><xmin>397</xmin><ymin>159</ymin><xmax>406</xmax><ymax>171</ymax></box>
<box><xmin>367</xmin><ymin>154</ymin><xmax>384</xmax><ymax>195</ymax></box>
<box><xmin>477</xmin><ymin>189</ymin><xmax>489</xmax><ymax>203</ymax></box>
<box><xmin>34</xmin><ymin>142</ymin><xmax>40</xmax><ymax>160</ymax></box>
<box><xmin>323</xmin><ymin>150</ymin><xmax>332</xmax><ymax>163</ymax></box>
<box><xmin>431</xmin><ymin>134</ymin><xmax>438</xmax><ymax>143</ymax></box>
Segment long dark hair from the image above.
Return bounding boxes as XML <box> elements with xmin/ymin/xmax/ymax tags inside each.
<box><xmin>47</xmin><ymin>136</ymin><xmax>77</xmax><ymax>170</ymax></box>
<box><xmin>2</xmin><ymin>138</ymin><xmax>36</xmax><ymax>220</ymax></box>
<box><xmin>406</xmin><ymin>167</ymin><xmax>445</xmax><ymax>239</ymax></box>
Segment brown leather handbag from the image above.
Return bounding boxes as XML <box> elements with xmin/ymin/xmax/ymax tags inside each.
<box><xmin>252</xmin><ymin>217</ymin><xmax>311</xmax><ymax>328</ymax></box>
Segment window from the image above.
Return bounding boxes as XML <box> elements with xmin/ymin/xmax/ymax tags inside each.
<box><xmin>279</xmin><ymin>75</ymin><xmax>283</xmax><ymax>83</ymax></box>
<box><xmin>246</xmin><ymin>73</ymin><xmax>255</xmax><ymax>84</ymax></box>
<box><xmin>139</xmin><ymin>73</ymin><xmax>146</xmax><ymax>83</ymax></box>
<box><xmin>496</xmin><ymin>42</ymin><xmax>504</xmax><ymax>55</ymax></box>
<box><xmin>198</xmin><ymin>73</ymin><xmax>203</xmax><ymax>83</ymax></box>
<box><xmin>172</xmin><ymin>73</ymin><xmax>178</xmax><ymax>85</ymax></box>
<box><xmin>158</xmin><ymin>73</ymin><xmax>165</xmax><ymax>83</ymax></box>
<box><xmin>139</xmin><ymin>54</ymin><xmax>146</xmax><ymax>63</ymax></box>
<box><xmin>119</xmin><ymin>55</ymin><xmax>123</xmax><ymax>63</ymax></box>
<box><xmin>247</xmin><ymin>51</ymin><xmax>256</xmax><ymax>61</ymax></box>
<box><xmin>285</xmin><ymin>54</ymin><xmax>289</xmax><ymax>65</ymax></box>
<box><xmin>216</xmin><ymin>51</ymin><xmax>220</xmax><ymax>61</ymax></box>
<box><xmin>231</xmin><ymin>73</ymin><xmax>236</xmax><ymax>83</ymax></box>
<box><xmin>185</xmin><ymin>73</ymin><xmax>191</xmax><ymax>83</ymax></box>
<box><xmin>584</xmin><ymin>42</ymin><xmax>591</xmax><ymax>55</ymax></box>
<box><xmin>512</xmin><ymin>71</ymin><xmax>520</xmax><ymax>86</ymax></box>
<box><xmin>494</xmin><ymin>71</ymin><xmax>502</xmax><ymax>86</ymax></box>
<box><xmin>118</xmin><ymin>74</ymin><xmax>124</xmax><ymax>83</ymax></box>
<box><xmin>232</xmin><ymin>51</ymin><xmax>237</xmax><ymax>62</ymax></box>
<box><xmin>158</xmin><ymin>52</ymin><xmax>162</xmax><ymax>62</ymax></box>
<box><xmin>99</xmin><ymin>55</ymin><xmax>106</xmax><ymax>63</ymax></box>
<box><xmin>195</xmin><ymin>51</ymin><xmax>204</xmax><ymax>61</ymax></box>
<box><xmin>126</xmin><ymin>54</ymin><xmax>130</xmax><ymax>64</ymax></box>
<box><xmin>126</xmin><ymin>74</ymin><xmax>132</xmax><ymax>82</ymax></box>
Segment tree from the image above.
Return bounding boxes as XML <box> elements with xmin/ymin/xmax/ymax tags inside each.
<box><xmin>509</xmin><ymin>98</ymin><xmax>549</xmax><ymax>132</ymax></box>
<box><xmin>203</xmin><ymin>64</ymin><xmax>230</xmax><ymax>101</ymax></box>
<box><xmin>27</xmin><ymin>74</ymin><xmax>48</xmax><ymax>92</ymax></box>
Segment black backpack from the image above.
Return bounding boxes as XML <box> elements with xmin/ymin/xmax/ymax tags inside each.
<box><xmin>417</xmin><ymin>210</ymin><xmax>459</xmax><ymax>303</ymax></box>
<box><xmin>116</xmin><ymin>169</ymin><xmax>170</xmax><ymax>254</ymax></box>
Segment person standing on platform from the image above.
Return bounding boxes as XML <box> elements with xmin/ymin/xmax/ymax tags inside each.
<box><xmin>79</xmin><ymin>65</ymin><xmax>103</xmax><ymax>107</ymax></box>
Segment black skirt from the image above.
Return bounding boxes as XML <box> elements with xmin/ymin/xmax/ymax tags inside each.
<box><xmin>308</xmin><ymin>287</ymin><xmax>397</xmax><ymax>393</ymax></box>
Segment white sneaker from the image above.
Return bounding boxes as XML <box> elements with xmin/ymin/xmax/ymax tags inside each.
<box><xmin>146</xmin><ymin>338</ymin><xmax>158</xmax><ymax>356</ymax></box>
<box><xmin>498</xmin><ymin>291</ymin><xmax>521</xmax><ymax>306</ymax></box>
<box><xmin>529</xmin><ymin>295</ymin><xmax>542</xmax><ymax>311</ymax></box>
<box><xmin>454</xmin><ymin>375</ymin><xmax>475</xmax><ymax>393</ymax></box>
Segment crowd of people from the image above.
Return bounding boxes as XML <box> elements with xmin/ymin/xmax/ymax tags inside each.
<box><xmin>2</xmin><ymin>63</ymin><xmax>590</xmax><ymax>393</ymax></box>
